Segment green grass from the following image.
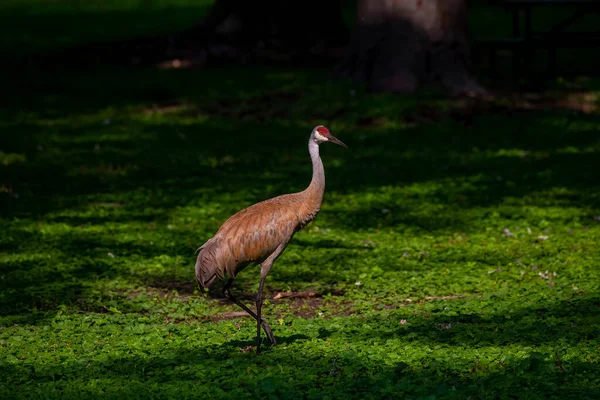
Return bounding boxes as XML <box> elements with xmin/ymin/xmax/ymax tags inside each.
<box><xmin>2</xmin><ymin>1</ymin><xmax>600</xmax><ymax>399</ymax></box>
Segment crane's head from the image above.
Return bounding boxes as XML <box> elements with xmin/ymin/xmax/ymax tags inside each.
<box><xmin>312</xmin><ymin>125</ymin><xmax>348</xmax><ymax>148</ymax></box>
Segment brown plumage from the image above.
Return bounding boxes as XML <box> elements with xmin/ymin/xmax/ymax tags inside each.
<box><xmin>195</xmin><ymin>125</ymin><xmax>347</xmax><ymax>353</ymax></box>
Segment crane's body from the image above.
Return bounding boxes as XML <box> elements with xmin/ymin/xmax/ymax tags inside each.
<box><xmin>195</xmin><ymin>190</ymin><xmax>320</xmax><ymax>287</ymax></box>
<box><xmin>194</xmin><ymin>125</ymin><xmax>347</xmax><ymax>353</ymax></box>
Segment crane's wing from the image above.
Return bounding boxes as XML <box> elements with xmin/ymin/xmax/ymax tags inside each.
<box><xmin>195</xmin><ymin>194</ymin><xmax>301</xmax><ymax>287</ymax></box>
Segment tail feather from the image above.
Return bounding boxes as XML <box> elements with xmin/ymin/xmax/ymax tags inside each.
<box><xmin>195</xmin><ymin>237</ymin><xmax>224</xmax><ymax>288</ymax></box>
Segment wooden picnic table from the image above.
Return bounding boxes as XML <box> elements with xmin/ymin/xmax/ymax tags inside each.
<box><xmin>505</xmin><ymin>0</ymin><xmax>600</xmax><ymax>39</ymax></box>
<box><xmin>477</xmin><ymin>0</ymin><xmax>600</xmax><ymax>81</ymax></box>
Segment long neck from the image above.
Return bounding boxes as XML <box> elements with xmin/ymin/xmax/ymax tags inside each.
<box><xmin>304</xmin><ymin>139</ymin><xmax>325</xmax><ymax>205</ymax></box>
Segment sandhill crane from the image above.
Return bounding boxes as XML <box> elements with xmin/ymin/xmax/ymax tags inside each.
<box><xmin>195</xmin><ymin>125</ymin><xmax>347</xmax><ymax>353</ymax></box>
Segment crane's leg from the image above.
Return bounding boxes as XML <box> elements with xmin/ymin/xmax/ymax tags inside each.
<box><xmin>254</xmin><ymin>242</ymin><xmax>288</xmax><ymax>353</ymax></box>
<box><xmin>255</xmin><ymin>269</ymin><xmax>268</xmax><ymax>354</ymax></box>
<box><xmin>222</xmin><ymin>278</ymin><xmax>275</xmax><ymax>344</ymax></box>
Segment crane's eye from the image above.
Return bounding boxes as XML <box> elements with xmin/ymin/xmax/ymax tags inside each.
<box><xmin>314</xmin><ymin>132</ymin><xmax>329</xmax><ymax>142</ymax></box>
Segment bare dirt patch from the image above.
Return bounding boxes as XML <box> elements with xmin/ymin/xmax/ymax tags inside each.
<box><xmin>132</xmin><ymin>280</ymin><xmax>471</xmax><ymax>322</ymax></box>
<box><xmin>206</xmin><ymin>291</ymin><xmax>469</xmax><ymax>322</ymax></box>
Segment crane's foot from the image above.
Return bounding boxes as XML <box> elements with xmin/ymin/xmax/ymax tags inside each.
<box><xmin>254</xmin><ymin>322</ymin><xmax>276</xmax><ymax>355</ymax></box>
<box><xmin>255</xmin><ymin>336</ymin><xmax>275</xmax><ymax>355</ymax></box>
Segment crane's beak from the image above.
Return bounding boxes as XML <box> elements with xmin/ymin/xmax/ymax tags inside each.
<box><xmin>328</xmin><ymin>135</ymin><xmax>348</xmax><ymax>148</ymax></box>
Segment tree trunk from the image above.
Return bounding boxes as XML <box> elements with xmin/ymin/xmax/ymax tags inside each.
<box><xmin>335</xmin><ymin>0</ymin><xmax>485</xmax><ymax>95</ymax></box>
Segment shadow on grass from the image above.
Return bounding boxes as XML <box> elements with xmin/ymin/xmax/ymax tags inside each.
<box><xmin>1</xmin><ymin>56</ymin><xmax>600</xmax><ymax>329</ymax></box>
<box><xmin>0</xmin><ymin>215</ymin><xmax>371</xmax><ymax>325</ymax></box>
<box><xmin>380</xmin><ymin>295</ymin><xmax>600</xmax><ymax>348</ymax></box>
<box><xmin>3</xmin><ymin>104</ymin><xmax>600</xmax><ymax>217</ymax></box>
<box><xmin>1</xmin><ymin>295</ymin><xmax>599</xmax><ymax>398</ymax></box>
<box><xmin>2</xmin><ymin>94</ymin><xmax>600</xmax><ymax>321</ymax></box>
<box><xmin>0</xmin><ymin>226</ymin><xmax>189</xmax><ymax>321</ymax></box>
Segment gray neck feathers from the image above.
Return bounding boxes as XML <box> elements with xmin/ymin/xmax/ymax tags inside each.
<box><xmin>305</xmin><ymin>138</ymin><xmax>325</xmax><ymax>204</ymax></box>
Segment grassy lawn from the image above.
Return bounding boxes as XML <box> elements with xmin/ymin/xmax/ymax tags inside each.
<box><xmin>1</xmin><ymin>1</ymin><xmax>600</xmax><ymax>399</ymax></box>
